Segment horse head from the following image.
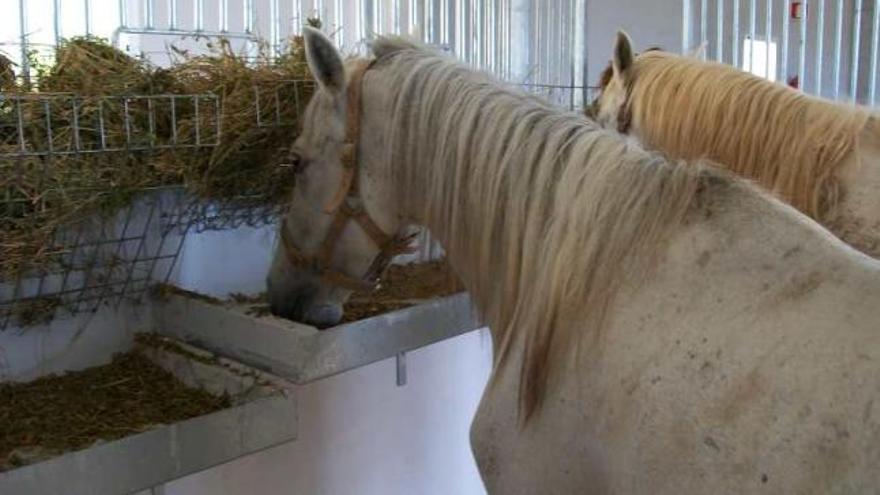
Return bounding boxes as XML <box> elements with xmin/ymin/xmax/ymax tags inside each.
<box><xmin>266</xmin><ymin>28</ymin><xmax>407</xmax><ymax>326</ymax></box>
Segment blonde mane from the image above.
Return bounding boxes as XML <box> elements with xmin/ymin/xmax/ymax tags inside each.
<box><xmin>625</xmin><ymin>51</ymin><xmax>871</xmax><ymax>220</ymax></box>
<box><xmin>373</xmin><ymin>43</ymin><xmax>716</xmax><ymax>421</ymax></box>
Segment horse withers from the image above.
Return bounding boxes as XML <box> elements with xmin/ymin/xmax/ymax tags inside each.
<box><xmin>269</xmin><ymin>27</ymin><xmax>880</xmax><ymax>493</ymax></box>
<box><xmin>590</xmin><ymin>30</ymin><xmax>880</xmax><ymax>259</ymax></box>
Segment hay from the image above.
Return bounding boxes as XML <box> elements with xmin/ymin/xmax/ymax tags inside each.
<box><xmin>237</xmin><ymin>260</ymin><xmax>464</xmax><ymax>322</ymax></box>
<box><xmin>0</xmin><ymin>347</ymin><xmax>230</xmax><ymax>471</ymax></box>
<box><xmin>0</xmin><ymin>31</ymin><xmax>314</xmax><ymax>281</ymax></box>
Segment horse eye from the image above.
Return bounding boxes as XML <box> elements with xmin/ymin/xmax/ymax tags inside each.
<box><xmin>282</xmin><ymin>150</ymin><xmax>307</xmax><ymax>174</ymax></box>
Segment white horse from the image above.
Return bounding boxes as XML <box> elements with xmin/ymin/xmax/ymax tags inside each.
<box><xmin>268</xmin><ymin>28</ymin><xmax>880</xmax><ymax>493</ymax></box>
<box><xmin>590</xmin><ymin>31</ymin><xmax>880</xmax><ymax>259</ymax></box>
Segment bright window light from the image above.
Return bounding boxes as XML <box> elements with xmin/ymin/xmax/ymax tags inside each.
<box><xmin>742</xmin><ymin>38</ymin><xmax>778</xmax><ymax>82</ymax></box>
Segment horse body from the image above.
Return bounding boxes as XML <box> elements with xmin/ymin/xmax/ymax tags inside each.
<box><xmin>471</xmin><ymin>188</ymin><xmax>880</xmax><ymax>493</ymax></box>
<box><xmin>591</xmin><ymin>32</ymin><xmax>880</xmax><ymax>259</ymax></box>
<box><xmin>273</xmin><ymin>29</ymin><xmax>880</xmax><ymax>493</ymax></box>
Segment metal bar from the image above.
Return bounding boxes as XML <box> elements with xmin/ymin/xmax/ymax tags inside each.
<box><xmin>833</xmin><ymin>0</ymin><xmax>843</xmax><ymax>98</ymax></box>
<box><xmin>816</xmin><ymin>0</ymin><xmax>825</xmax><ymax>95</ymax></box>
<box><xmin>15</xmin><ymin>97</ymin><xmax>25</xmax><ymax>153</ymax></box>
<box><xmin>84</xmin><ymin>0</ymin><xmax>92</xmax><ymax>35</ymax></box>
<box><xmin>145</xmin><ymin>0</ymin><xmax>155</xmax><ymax>30</ymax></box>
<box><xmin>717</xmin><ymin>0</ymin><xmax>724</xmax><ymax>61</ymax></box>
<box><xmin>765</xmin><ymin>0</ymin><xmax>772</xmax><ymax>80</ymax></box>
<box><xmin>850</xmin><ymin>0</ymin><xmax>863</xmax><ymax>102</ymax></box>
<box><xmin>71</xmin><ymin>98</ymin><xmax>81</xmax><ymax>151</ymax></box>
<box><xmin>798</xmin><ymin>0</ymin><xmax>808</xmax><ymax>91</ymax></box>
<box><xmin>701</xmin><ymin>0</ymin><xmax>708</xmax><ymax>45</ymax></box>
<box><xmin>732</xmin><ymin>0</ymin><xmax>740</xmax><ymax>66</ymax></box>
<box><xmin>271</xmin><ymin>0</ymin><xmax>280</xmax><ymax>52</ymax></box>
<box><xmin>396</xmin><ymin>352</ymin><xmax>407</xmax><ymax>386</ymax></box>
<box><xmin>169</xmin><ymin>0</ymin><xmax>178</xmax><ymax>30</ymax></box>
<box><xmin>18</xmin><ymin>0</ymin><xmax>30</xmax><ymax>87</ymax></box>
<box><xmin>119</xmin><ymin>0</ymin><xmax>128</xmax><ymax>27</ymax></box>
<box><xmin>870</xmin><ymin>0</ymin><xmax>880</xmax><ymax>104</ymax></box>
<box><xmin>782</xmin><ymin>0</ymin><xmax>791</xmax><ymax>82</ymax></box>
<box><xmin>117</xmin><ymin>200</ymin><xmax>157</xmax><ymax>304</ymax></box>
<box><xmin>43</xmin><ymin>100</ymin><xmax>54</xmax><ymax>154</ymax></box>
<box><xmin>194</xmin><ymin>97</ymin><xmax>201</xmax><ymax>146</ymax></box>
<box><xmin>682</xmin><ymin>0</ymin><xmax>691</xmax><ymax>53</ymax></box>
<box><xmin>749</xmin><ymin>0</ymin><xmax>756</xmax><ymax>72</ymax></box>
<box><xmin>195</xmin><ymin>0</ymin><xmax>204</xmax><ymax>31</ymax></box>
<box><xmin>244</xmin><ymin>0</ymin><xmax>255</xmax><ymax>34</ymax></box>
<box><xmin>53</xmin><ymin>0</ymin><xmax>61</xmax><ymax>45</ymax></box>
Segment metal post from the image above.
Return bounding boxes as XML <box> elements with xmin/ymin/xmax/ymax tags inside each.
<box><xmin>732</xmin><ymin>0</ymin><xmax>740</xmax><ymax>66</ymax></box>
<box><xmin>748</xmin><ymin>0</ymin><xmax>756</xmax><ymax>72</ymax></box>
<box><xmin>816</xmin><ymin>0</ymin><xmax>825</xmax><ymax>95</ymax></box>
<box><xmin>782</xmin><ymin>0</ymin><xmax>791</xmax><ymax>82</ymax></box>
<box><xmin>833</xmin><ymin>0</ymin><xmax>843</xmax><ymax>98</ymax></box>
<box><xmin>870</xmin><ymin>0</ymin><xmax>880</xmax><ymax>104</ymax></box>
<box><xmin>195</xmin><ymin>0</ymin><xmax>204</xmax><ymax>31</ymax></box>
<box><xmin>700</xmin><ymin>0</ymin><xmax>707</xmax><ymax>46</ymax></box>
<box><xmin>119</xmin><ymin>0</ymin><xmax>128</xmax><ymax>28</ymax></box>
<box><xmin>53</xmin><ymin>0</ymin><xmax>61</xmax><ymax>45</ymax></box>
<box><xmin>145</xmin><ymin>0</ymin><xmax>154</xmax><ymax>30</ymax></box>
<box><xmin>850</xmin><ymin>0</ymin><xmax>863</xmax><ymax>102</ymax></box>
<box><xmin>168</xmin><ymin>0</ymin><xmax>178</xmax><ymax>30</ymax></box>
<box><xmin>396</xmin><ymin>352</ymin><xmax>407</xmax><ymax>386</ymax></box>
<box><xmin>18</xmin><ymin>0</ymin><xmax>29</xmax><ymax>88</ymax></box>
<box><xmin>682</xmin><ymin>0</ymin><xmax>691</xmax><ymax>54</ymax></box>
<box><xmin>85</xmin><ymin>0</ymin><xmax>92</xmax><ymax>35</ymax></box>
<box><xmin>765</xmin><ymin>0</ymin><xmax>772</xmax><ymax>80</ymax></box>
<box><xmin>717</xmin><ymin>0</ymin><xmax>724</xmax><ymax>61</ymax></box>
<box><xmin>798</xmin><ymin>0</ymin><xmax>808</xmax><ymax>91</ymax></box>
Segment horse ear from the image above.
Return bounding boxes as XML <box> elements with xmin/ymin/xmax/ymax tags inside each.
<box><xmin>688</xmin><ymin>41</ymin><xmax>708</xmax><ymax>61</ymax></box>
<box><xmin>612</xmin><ymin>30</ymin><xmax>635</xmax><ymax>80</ymax></box>
<box><xmin>303</xmin><ymin>26</ymin><xmax>345</xmax><ymax>94</ymax></box>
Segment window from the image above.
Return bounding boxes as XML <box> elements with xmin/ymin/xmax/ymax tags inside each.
<box><xmin>742</xmin><ymin>38</ymin><xmax>778</xmax><ymax>81</ymax></box>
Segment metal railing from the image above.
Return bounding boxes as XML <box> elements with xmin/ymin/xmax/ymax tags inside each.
<box><xmin>685</xmin><ymin>0</ymin><xmax>880</xmax><ymax>105</ymax></box>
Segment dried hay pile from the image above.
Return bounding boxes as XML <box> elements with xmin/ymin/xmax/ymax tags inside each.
<box><xmin>0</xmin><ymin>344</ymin><xmax>230</xmax><ymax>471</ymax></box>
<box><xmin>0</xmin><ymin>29</ymin><xmax>314</xmax><ymax>279</ymax></box>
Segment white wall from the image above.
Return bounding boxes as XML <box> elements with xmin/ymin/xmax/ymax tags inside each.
<box><xmin>162</xmin><ymin>328</ymin><xmax>492</xmax><ymax>495</ymax></box>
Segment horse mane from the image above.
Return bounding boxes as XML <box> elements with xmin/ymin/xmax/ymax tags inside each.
<box><xmin>374</xmin><ymin>40</ymin><xmax>716</xmax><ymax>422</ymax></box>
<box><xmin>627</xmin><ymin>51</ymin><xmax>872</xmax><ymax>220</ymax></box>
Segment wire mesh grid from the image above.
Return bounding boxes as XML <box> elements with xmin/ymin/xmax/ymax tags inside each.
<box><xmin>0</xmin><ymin>190</ymin><xmax>185</xmax><ymax>329</ymax></box>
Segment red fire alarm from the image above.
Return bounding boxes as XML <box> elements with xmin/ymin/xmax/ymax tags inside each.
<box><xmin>791</xmin><ymin>1</ymin><xmax>805</xmax><ymax>19</ymax></box>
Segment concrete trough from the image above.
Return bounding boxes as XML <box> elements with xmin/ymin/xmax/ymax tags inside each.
<box><xmin>0</xmin><ymin>336</ymin><xmax>297</xmax><ymax>495</ymax></box>
<box><xmin>152</xmin><ymin>292</ymin><xmax>478</xmax><ymax>383</ymax></box>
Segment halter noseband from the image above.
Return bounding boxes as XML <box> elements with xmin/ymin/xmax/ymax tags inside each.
<box><xmin>280</xmin><ymin>59</ymin><xmax>415</xmax><ymax>292</ymax></box>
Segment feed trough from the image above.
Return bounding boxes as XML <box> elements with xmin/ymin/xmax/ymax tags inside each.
<box><xmin>152</xmin><ymin>288</ymin><xmax>477</xmax><ymax>384</ymax></box>
<box><xmin>0</xmin><ymin>334</ymin><xmax>297</xmax><ymax>495</ymax></box>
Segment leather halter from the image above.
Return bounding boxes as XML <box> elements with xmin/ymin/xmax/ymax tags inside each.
<box><xmin>279</xmin><ymin>59</ymin><xmax>414</xmax><ymax>292</ymax></box>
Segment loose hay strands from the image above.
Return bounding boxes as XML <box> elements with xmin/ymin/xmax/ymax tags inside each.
<box><xmin>0</xmin><ymin>32</ymin><xmax>315</xmax><ymax>282</ymax></box>
<box><xmin>0</xmin><ymin>349</ymin><xmax>230</xmax><ymax>471</ymax></box>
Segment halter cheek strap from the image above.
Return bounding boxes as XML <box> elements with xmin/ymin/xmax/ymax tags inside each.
<box><xmin>280</xmin><ymin>59</ymin><xmax>416</xmax><ymax>292</ymax></box>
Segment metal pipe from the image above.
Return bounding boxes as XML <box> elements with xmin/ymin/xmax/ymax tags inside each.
<box><xmin>194</xmin><ymin>0</ymin><xmax>204</xmax><ymax>31</ymax></box>
<box><xmin>749</xmin><ymin>0</ymin><xmax>756</xmax><ymax>72</ymax></box>
<box><xmin>119</xmin><ymin>0</ymin><xmax>127</xmax><ymax>28</ymax></box>
<box><xmin>765</xmin><ymin>0</ymin><xmax>772</xmax><ymax>80</ymax></box>
<box><xmin>168</xmin><ymin>0</ymin><xmax>178</xmax><ymax>30</ymax></box>
<box><xmin>870</xmin><ymin>0</ymin><xmax>880</xmax><ymax>104</ymax></box>
<box><xmin>53</xmin><ymin>0</ymin><xmax>61</xmax><ymax>45</ymax></box>
<box><xmin>833</xmin><ymin>0</ymin><xmax>843</xmax><ymax>98</ymax></box>
<box><xmin>18</xmin><ymin>0</ymin><xmax>29</xmax><ymax>87</ymax></box>
<box><xmin>782</xmin><ymin>0</ymin><xmax>791</xmax><ymax>82</ymax></box>
<box><xmin>682</xmin><ymin>0</ymin><xmax>690</xmax><ymax>54</ymax></box>
<box><xmin>816</xmin><ymin>0</ymin><xmax>825</xmax><ymax>95</ymax></box>
<box><xmin>145</xmin><ymin>0</ymin><xmax>154</xmax><ymax>30</ymax></box>
<box><xmin>798</xmin><ymin>0</ymin><xmax>808</xmax><ymax>91</ymax></box>
<box><xmin>850</xmin><ymin>0</ymin><xmax>863</xmax><ymax>102</ymax></box>
<box><xmin>732</xmin><ymin>0</ymin><xmax>740</xmax><ymax>66</ymax></box>
<box><xmin>701</xmin><ymin>0</ymin><xmax>707</xmax><ymax>45</ymax></box>
<box><xmin>244</xmin><ymin>0</ymin><xmax>255</xmax><ymax>34</ymax></box>
<box><xmin>218</xmin><ymin>0</ymin><xmax>226</xmax><ymax>32</ymax></box>
<box><xmin>717</xmin><ymin>0</ymin><xmax>724</xmax><ymax>61</ymax></box>
<box><xmin>85</xmin><ymin>0</ymin><xmax>92</xmax><ymax>35</ymax></box>
<box><xmin>271</xmin><ymin>0</ymin><xmax>280</xmax><ymax>52</ymax></box>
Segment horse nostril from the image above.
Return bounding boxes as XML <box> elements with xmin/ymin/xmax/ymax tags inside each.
<box><xmin>303</xmin><ymin>304</ymin><xmax>343</xmax><ymax>328</ymax></box>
